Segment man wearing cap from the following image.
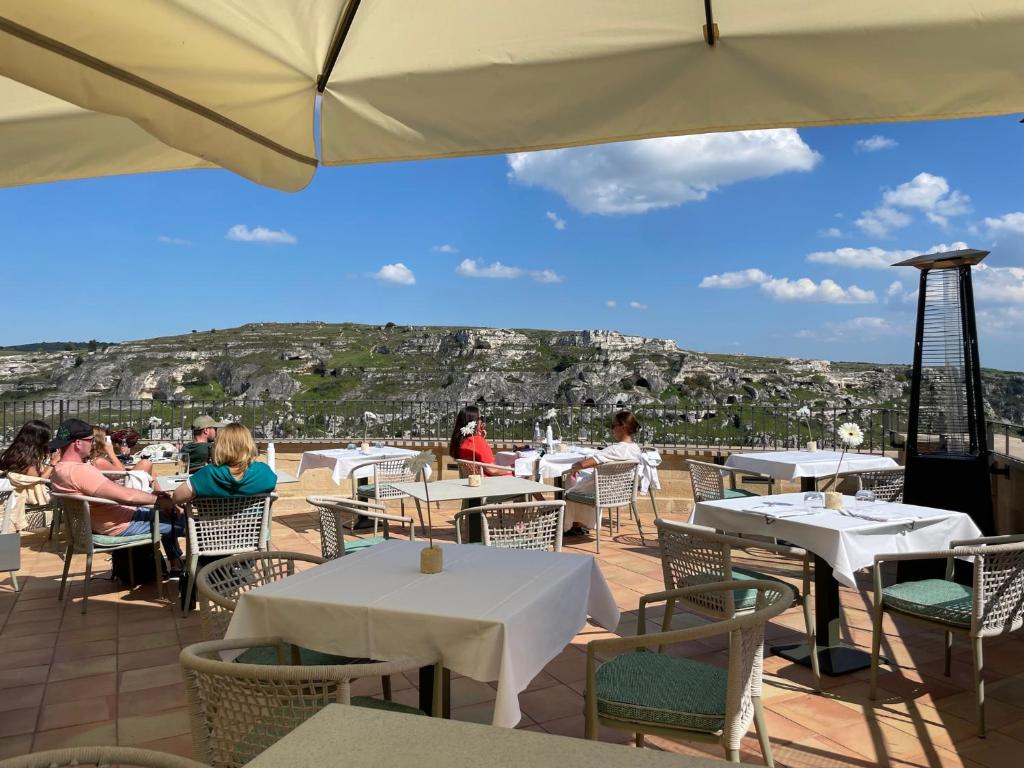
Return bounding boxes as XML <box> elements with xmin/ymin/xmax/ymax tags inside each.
<box><xmin>184</xmin><ymin>415</ymin><xmax>227</xmax><ymax>474</ymax></box>
<box><xmin>50</xmin><ymin>418</ymin><xmax>185</xmax><ymax>572</ymax></box>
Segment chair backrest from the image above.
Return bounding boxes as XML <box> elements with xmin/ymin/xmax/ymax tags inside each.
<box><xmin>49</xmin><ymin>493</ymin><xmax>101</xmax><ymax>554</ymax></box>
<box><xmin>655</xmin><ymin>518</ymin><xmax>741</xmax><ymax>618</ymax></box>
<box><xmin>686</xmin><ymin>459</ymin><xmax>727</xmax><ymax>503</ymax></box>
<box><xmin>372</xmin><ymin>457</ymin><xmax>417</xmax><ymax>500</ymax></box>
<box><xmin>593</xmin><ymin>461</ymin><xmax>638</xmax><ymax>508</ymax></box>
<box><xmin>971</xmin><ymin>540</ymin><xmax>1024</xmax><ymax>637</ymax></box>
<box><xmin>185</xmin><ymin>495</ymin><xmax>273</xmax><ymax>557</ymax></box>
<box><xmin>858</xmin><ymin>468</ymin><xmax>905</xmax><ymax>502</ymax></box>
<box><xmin>0</xmin><ymin>489</ymin><xmax>13</xmax><ymax>534</ymax></box>
<box><xmin>196</xmin><ymin>552</ymin><xmax>324</xmax><ymax>640</ymax></box>
<box><xmin>181</xmin><ymin>637</ymin><xmax>428</xmax><ymax>768</ymax></box>
<box><xmin>0</xmin><ymin>745</ymin><xmax>212</xmax><ymax>768</ymax></box>
<box><xmin>457</xmin><ymin>501</ymin><xmax>564</xmax><ymax>551</ymax></box>
<box><xmin>455</xmin><ymin>459</ymin><xmax>502</xmax><ymax>478</ymax></box>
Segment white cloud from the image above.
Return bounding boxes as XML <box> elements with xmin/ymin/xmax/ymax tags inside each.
<box><xmin>855</xmin><ymin>135</ymin><xmax>898</xmax><ymax>152</ymax></box>
<box><xmin>798</xmin><ymin>316</ymin><xmax>903</xmax><ymax>341</ymax></box>
<box><xmin>605</xmin><ymin>300</ymin><xmax>617</xmax><ymax>308</ymax></box>
<box><xmin>507</xmin><ymin>129</ymin><xmax>820</xmax><ymax>215</ymax></box>
<box><xmin>531</xmin><ymin>269</ymin><xmax>564</xmax><ymax>284</ymax></box>
<box><xmin>978</xmin><ymin>306</ymin><xmax>1024</xmax><ymax>335</ymax></box>
<box><xmin>699</xmin><ymin>268</ymin><xmax>772</xmax><ymax>289</ymax></box>
<box><xmin>545</xmin><ymin>211</ymin><xmax>566</xmax><ymax>230</ymax></box>
<box><xmin>372</xmin><ymin>263</ymin><xmax>415</xmax><ymax>285</ymax></box>
<box><xmin>855</xmin><ymin>206</ymin><xmax>912</xmax><ymax>238</ymax></box>
<box><xmin>973</xmin><ymin>264</ymin><xmax>1024</xmax><ymax>304</ymax></box>
<box><xmin>432</xmin><ymin>244</ymin><xmax>458</xmax><ymax>253</ymax></box>
<box><xmin>456</xmin><ymin>259</ymin><xmax>522</xmax><ymax>279</ymax></box>
<box><xmin>985</xmin><ymin>212</ymin><xmax>1024</xmax><ymax>236</ymax></box>
<box><xmin>629</xmin><ymin>301</ymin><xmax>648</xmax><ymax>310</ymax></box>
<box><xmin>158</xmin><ymin>235</ymin><xmax>192</xmax><ymax>246</ymax></box>
<box><xmin>225</xmin><ymin>224</ymin><xmax>297</xmax><ymax>244</ymax></box>
<box><xmin>760</xmin><ymin>277</ymin><xmax>876</xmax><ymax>304</ymax></box>
<box><xmin>818</xmin><ymin>227</ymin><xmax>844</xmax><ymax>238</ymax></box>
<box><xmin>807</xmin><ymin>246</ymin><xmax>916</xmax><ymax>269</ymax></box>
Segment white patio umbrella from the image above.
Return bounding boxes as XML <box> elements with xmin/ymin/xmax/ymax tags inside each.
<box><xmin>2</xmin><ymin>1</ymin><xmax>1023</xmax><ymax>192</ymax></box>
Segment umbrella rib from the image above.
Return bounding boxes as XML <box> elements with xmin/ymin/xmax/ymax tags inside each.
<box><xmin>317</xmin><ymin>0</ymin><xmax>363</xmax><ymax>93</ymax></box>
<box><xmin>0</xmin><ymin>15</ymin><xmax>317</xmax><ymax>168</ymax></box>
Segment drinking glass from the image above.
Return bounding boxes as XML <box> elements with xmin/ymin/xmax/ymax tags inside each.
<box><xmin>855</xmin><ymin>489</ymin><xmax>876</xmax><ymax>507</ymax></box>
<box><xmin>346</xmin><ymin>443</ymin><xmax>357</xmax><ymax>450</ymax></box>
<box><xmin>803</xmin><ymin>491</ymin><xmax>824</xmax><ymax>509</ymax></box>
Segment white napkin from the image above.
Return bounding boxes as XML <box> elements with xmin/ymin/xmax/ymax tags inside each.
<box><xmin>841</xmin><ymin>506</ymin><xmax>917</xmax><ymax>524</ymax></box>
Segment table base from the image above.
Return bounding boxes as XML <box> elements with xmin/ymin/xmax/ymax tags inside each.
<box><xmin>772</xmin><ymin>642</ymin><xmax>883</xmax><ymax>676</ymax></box>
<box><xmin>418</xmin><ymin>665</ymin><xmax>451</xmax><ymax>717</ymax></box>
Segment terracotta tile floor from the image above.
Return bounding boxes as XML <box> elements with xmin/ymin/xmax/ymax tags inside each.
<box><xmin>2</xmin><ymin>483</ymin><xmax>1023</xmax><ymax>766</ymax></box>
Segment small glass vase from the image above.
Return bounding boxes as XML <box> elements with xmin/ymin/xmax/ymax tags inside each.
<box><xmin>806</xmin><ymin>440</ymin><xmax>818</xmax><ymax>452</ymax></box>
<box><xmin>420</xmin><ymin>545</ymin><xmax>443</xmax><ymax>574</ymax></box>
<box><xmin>824</xmin><ymin>491</ymin><xmax>844</xmax><ymax>510</ymax></box>
<box><xmin>467</xmin><ymin>473</ymin><xmax>482</xmax><ymax>488</ymax></box>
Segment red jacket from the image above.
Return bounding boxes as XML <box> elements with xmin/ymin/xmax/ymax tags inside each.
<box><xmin>457</xmin><ymin>435</ymin><xmax>510</xmax><ymax>476</ymax></box>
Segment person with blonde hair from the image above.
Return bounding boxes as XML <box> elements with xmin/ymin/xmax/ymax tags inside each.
<box><xmin>89</xmin><ymin>427</ymin><xmax>156</xmax><ymax>489</ymax></box>
<box><xmin>171</xmin><ymin>423</ymin><xmax>276</xmax><ymax>504</ymax></box>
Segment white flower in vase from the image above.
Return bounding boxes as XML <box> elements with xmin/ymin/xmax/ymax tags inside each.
<box><xmin>838</xmin><ymin>422</ymin><xmax>864</xmax><ymax>448</ymax></box>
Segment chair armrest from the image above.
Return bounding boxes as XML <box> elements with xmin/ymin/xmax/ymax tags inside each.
<box><xmin>950</xmin><ymin>534</ymin><xmax>1024</xmax><ymax>548</ymax></box>
<box><xmin>309</xmin><ymin>496</ymin><xmax>389</xmax><ymax>514</ymax></box>
<box><xmin>874</xmin><ymin>549</ymin><xmax>959</xmax><ymax>565</ymax></box>
<box><xmin>346</xmin><ymin>459</ymin><xmax>387</xmax><ymax>477</ymax></box>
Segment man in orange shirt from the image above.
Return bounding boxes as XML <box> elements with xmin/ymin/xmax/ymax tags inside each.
<box><xmin>50</xmin><ymin>419</ymin><xmax>184</xmax><ymax>572</ymax></box>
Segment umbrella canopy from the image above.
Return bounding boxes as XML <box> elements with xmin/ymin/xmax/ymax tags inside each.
<box><xmin>2</xmin><ymin>1</ymin><xmax>1024</xmax><ymax>191</ymax></box>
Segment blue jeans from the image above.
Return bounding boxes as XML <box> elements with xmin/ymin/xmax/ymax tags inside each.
<box><xmin>121</xmin><ymin>507</ymin><xmax>184</xmax><ymax>561</ymax></box>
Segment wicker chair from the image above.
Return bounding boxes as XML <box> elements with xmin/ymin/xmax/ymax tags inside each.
<box><xmin>686</xmin><ymin>459</ymin><xmax>771</xmax><ymax>505</ymax></box>
<box><xmin>350</xmin><ymin>457</ymin><xmax>418</xmax><ymax>535</ymax></box>
<box><xmin>50</xmin><ymin>493</ymin><xmax>164</xmax><ymax>613</ymax></box>
<box><xmin>657</xmin><ymin>518</ymin><xmax>820</xmax><ymax>685</ymax></box>
<box><xmin>870</xmin><ymin>534</ymin><xmax>1024</xmax><ymax>737</ymax></box>
<box><xmin>585</xmin><ymin>579</ymin><xmax>793</xmax><ymax>763</ymax></box>
<box><xmin>455</xmin><ymin>459</ymin><xmax>524</xmax><ymax>505</ymax></box>
<box><xmin>0</xmin><ymin>746</ymin><xmax>211</xmax><ymax>768</ymax></box>
<box><xmin>305</xmin><ymin>496</ymin><xmax>415</xmax><ymax>560</ymax></box>
<box><xmin>857</xmin><ymin>467</ymin><xmax>905</xmax><ymax>502</ymax></box>
<box><xmin>181</xmin><ymin>636</ymin><xmax>439</xmax><ymax>768</ymax></box>
<box><xmin>101</xmin><ymin>470</ymin><xmax>130</xmax><ymax>486</ymax></box>
<box><xmin>563</xmin><ymin>460</ymin><xmax>644</xmax><ymax>552</ymax></box>
<box><xmin>0</xmin><ymin>489</ymin><xmax>20</xmax><ymax>592</ymax></box>
<box><xmin>454</xmin><ymin>501</ymin><xmax>565</xmax><ymax>551</ymax></box>
<box><xmin>181</xmin><ymin>494</ymin><xmax>274</xmax><ymax>616</ymax></box>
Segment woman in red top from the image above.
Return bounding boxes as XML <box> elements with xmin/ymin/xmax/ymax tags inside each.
<box><xmin>448</xmin><ymin>406</ymin><xmax>511</xmax><ymax>476</ymax></box>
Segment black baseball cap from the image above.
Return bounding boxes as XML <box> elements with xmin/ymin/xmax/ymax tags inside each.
<box><xmin>48</xmin><ymin>418</ymin><xmax>94</xmax><ymax>451</ymax></box>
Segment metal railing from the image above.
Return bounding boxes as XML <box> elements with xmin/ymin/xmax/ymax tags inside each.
<box><xmin>0</xmin><ymin>398</ymin><xmax>910</xmax><ymax>454</ymax></box>
<box><xmin>988</xmin><ymin>419</ymin><xmax>1024</xmax><ymax>461</ymax></box>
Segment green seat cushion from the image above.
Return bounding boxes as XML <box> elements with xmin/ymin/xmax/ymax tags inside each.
<box><xmin>596</xmin><ymin>651</ymin><xmax>726</xmax><ymax>732</ymax></box>
<box><xmin>724</xmin><ymin>488</ymin><xmax>760</xmax><ymax>499</ymax></box>
<box><xmin>236</xmin><ymin>646</ymin><xmax>362</xmax><ymax>666</ymax></box>
<box><xmin>92</xmin><ymin>533</ymin><xmax>152</xmax><ymax>548</ymax></box>
<box><xmin>680</xmin><ymin>566</ymin><xmax>796</xmax><ymax>611</ymax></box>
<box><xmin>882</xmin><ymin>579</ymin><xmax>973</xmax><ymax>627</ymax></box>
<box><xmin>357</xmin><ymin>483</ymin><xmax>377</xmax><ymax>497</ymax></box>
<box><xmin>351</xmin><ymin>696</ymin><xmax>424</xmax><ymax>716</ymax></box>
<box><xmin>564</xmin><ymin>489</ymin><xmax>595</xmax><ymax>505</ymax></box>
<box><xmin>345</xmin><ymin>536</ymin><xmax>385</xmax><ymax>553</ymax></box>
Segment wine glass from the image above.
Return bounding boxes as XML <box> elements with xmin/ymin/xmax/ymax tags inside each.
<box><xmin>802</xmin><ymin>491</ymin><xmax>824</xmax><ymax>509</ymax></box>
<box><xmin>855</xmin><ymin>489</ymin><xmax>876</xmax><ymax>508</ymax></box>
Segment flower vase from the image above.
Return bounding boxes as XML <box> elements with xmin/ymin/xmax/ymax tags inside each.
<box><xmin>420</xmin><ymin>545</ymin><xmax>443</xmax><ymax>574</ymax></box>
<box><xmin>359</xmin><ymin>441</ymin><xmax>370</xmax><ymax>452</ymax></box>
<box><xmin>824</xmin><ymin>491</ymin><xmax>843</xmax><ymax>510</ymax></box>
<box><xmin>467</xmin><ymin>473</ymin><xmax>482</xmax><ymax>488</ymax></box>
<box><xmin>806</xmin><ymin>440</ymin><xmax>818</xmax><ymax>452</ymax></box>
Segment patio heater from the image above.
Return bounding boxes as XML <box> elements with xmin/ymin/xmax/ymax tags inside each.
<box><xmin>894</xmin><ymin>248</ymin><xmax>994</xmax><ymax>543</ymax></box>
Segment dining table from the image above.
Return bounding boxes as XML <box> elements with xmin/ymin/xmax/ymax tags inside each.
<box><xmin>494</xmin><ymin>446</ymin><xmax>662</xmax><ymax>494</ymax></box>
<box><xmin>725</xmin><ymin>449</ymin><xmax>899</xmax><ymax>492</ymax></box>
<box><xmin>691</xmin><ymin>491</ymin><xmax>982</xmax><ymax>675</ymax></box>
<box><xmin>225</xmin><ymin>539</ymin><xmax>620</xmax><ymax>726</ymax></box>
<box><xmin>297</xmin><ymin>445</ymin><xmax>433</xmax><ymax>485</ymax></box>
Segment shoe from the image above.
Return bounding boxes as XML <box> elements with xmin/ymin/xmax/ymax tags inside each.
<box><xmin>351</xmin><ymin>516</ymin><xmax>375</xmax><ymax>531</ymax></box>
<box><xmin>564</xmin><ymin>525</ymin><xmax>588</xmax><ymax>537</ymax></box>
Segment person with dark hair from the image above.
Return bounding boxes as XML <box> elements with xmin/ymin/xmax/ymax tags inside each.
<box><xmin>448</xmin><ymin>405</ymin><xmax>511</xmax><ymax>475</ymax></box>
<box><xmin>0</xmin><ymin>420</ymin><xmax>55</xmax><ymax>477</ymax></box>
<box><xmin>92</xmin><ymin>428</ymin><xmax>155</xmax><ymax>477</ymax></box>
<box><xmin>563</xmin><ymin>410</ymin><xmax>644</xmax><ymax>537</ymax></box>
<box><xmin>184</xmin><ymin>415</ymin><xmax>227</xmax><ymax>473</ymax></box>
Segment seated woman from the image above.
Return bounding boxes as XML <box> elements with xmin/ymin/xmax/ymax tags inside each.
<box><xmin>0</xmin><ymin>420</ymin><xmax>56</xmax><ymax>529</ymax></box>
<box><xmin>449</xmin><ymin>406</ymin><xmax>512</xmax><ymax>476</ymax></box>
<box><xmin>563</xmin><ymin>410</ymin><xmax>645</xmax><ymax>537</ymax></box>
<box><xmin>89</xmin><ymin>427</ymin><xmax>154</xmax><ymax>491</ymax></box>
<box><xmin>171</xmin><ymin>423</ymin><xmax>276</xmax><ymax>505</ymax></box>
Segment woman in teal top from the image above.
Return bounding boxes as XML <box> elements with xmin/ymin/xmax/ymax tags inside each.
<box><xmin>171</xmin><ymin>423</ymin><xmax>276</xmax><ymax>504</ymax></box>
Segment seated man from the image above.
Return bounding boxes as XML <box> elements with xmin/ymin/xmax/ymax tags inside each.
<box><xmin>184</xmin><ymin>415</ymin><xmax>227</xmax><ymax>474</ymax></box>
<box><xmin>50</xmin><ymin>418</ymin><xmax>184</xmax><ymax>574</ymax></box>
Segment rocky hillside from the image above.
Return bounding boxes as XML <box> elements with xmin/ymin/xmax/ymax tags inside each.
<box><xmin>0</xmin><ymin>322</ymin><xmax>1021</xmax><ymax>421</ymax></box>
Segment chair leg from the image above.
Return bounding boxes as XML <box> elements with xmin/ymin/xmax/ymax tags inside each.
<box><xmin>753</xmin><ymin>697</ymin><xmax>774</xmax><ymax>768</ymax></box>
<box><xmin>182</xmin><ymin>555</ymin><xmax>199</xmax><ymax>617</ymax></box>
<box><xmin>81</xmin><ymin>552</ymin><xmax>93</xmax><ymax>614</ymax></box>
<box><xmin>8</xmin><ymin>572</ymin><xmax>19</xmax><ymax>592</ymax></box>
<box><xmin>724</xmin><ymin>748</ymin><xmax>740</xmax><ymax>763</ymax></box>
<box><xmin>127</xmin><ymin>548</ymin><xmax>136</xmax><ymax>587</ymax></box>
<box><xmin>153</xmin><ymin>543</ymin><xmax>164</xmax><ymax>600</ymax></box>
<box><xmin>594</xmin><ymin>509</ymin><xmax>601</xmax><ymax>554</ymax></box>
<box><xmin>944</xmin><ymin>630</ymin><xmax>953</xmax><ymax>676</ymax></box>
<box><xmin>635</xmin><ymin>733</ymin><xmax>644</xmax><ymax>748</ymax></box>
<box><xmin>48</xmin><ymin>506</ymin><xmax>61</xmax><ymax>542</ymax></box>
<box><xmin>801</xmin><ymin>592</ymin><xmax>820</xmax><ymax>688</ymax></box>
<box><xmin>630</xmin><ymin>501</ymin><xmax>646</xmax><ymax>545</ymax></box>
<box><xmin>382</xmin><ymin>674</ymin><xmax>392</xmax><ymax>701</ymax></box>
<box><xmin>58</xmin><ymin>544</ymin><xmax>73</xmax><ymax>602</ymax></box>
<box><xmin>973</xmin><ymin>637</ymin><xmax>986</xmax><ymax>738</ymax></box>
<box><xmin>869</xmin><ymin>601</ymin><xmax>884</xmax><ymax>699</ymax></box>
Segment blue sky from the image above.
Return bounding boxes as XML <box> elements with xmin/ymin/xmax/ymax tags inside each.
<box><xmin>2</xmin><ymin>116</ymin><xmax>1023</xmax><ymax>370</ymax></box>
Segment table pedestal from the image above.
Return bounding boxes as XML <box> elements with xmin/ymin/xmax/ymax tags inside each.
<box><xmin>418</xmin><ymin>665</ymin><xmax>451</xmax><ymax>717</ymax></box>
<box><xmin>771</xmin><ymin>555</ymin><xmax>884</xmax><ymax>676</ymax></box>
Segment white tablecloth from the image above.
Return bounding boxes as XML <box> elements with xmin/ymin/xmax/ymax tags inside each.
<box><xmin>691</xmin><ymin>492</ymin><xmax>982</xmax><ymax>588</ymax></box>
<box><xmin>296</xmin><ymin>447</ymin><xmax>432</xmax><ymax>485</ymax></box>
<box><xmin>724</xmin><ymin>450</ymin><xmax>898</xmax><ymax>481</ymax></box>
<box><xmin>495</xmin><ymin>447</ymin><xmax>662</xmax><ymax>493</ymax></box>
<box><xmin>226</xmin><ymin>540</ymin><xmax>619</xmax><ymax>727</ymax></box>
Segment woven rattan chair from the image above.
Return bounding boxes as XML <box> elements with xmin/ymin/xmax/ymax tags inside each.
<box><xmin>585</xmin><ymin>579</ymin><xmax>793</xmax><ymax>763</ymax></box>
<box><xmin>686</xmin><ymin>459</ymin><xmax>771</xmax><ymax>505</ymax></box>
<box><xmin>455</xmin><ymin>459</ymin><xmax>524</xmax><ymax>505</ymax></box>
<box><xmin>101</xmin><ymin>470</ymin><xmax>130</xmax><ymax>486</ymax></box>
<box><xmin>51</xmin><ymin>493</ymin><xmax>164</xmax><ymax>613</ymax></box>
<box><xmin>1</xmin><ymin>489</ymin><xmax>20</xmax><ymax>592</ymax></box>
<box><xmin>181</xmin><ymin>494</ymin><xmax>273</xmax><ymax>616</ymax></box>
<box><xmin>657</xmin><ymin>518</ymin><xmax>820</xmax><ymax>685</ymax></box>
<box><xmin>857</xmin><ymin>467</ymin><xmax>905</xmax><ymax>502</ymax></box>
<box><xmin>454</xmin><ymin>501</ymin><xmax>565</xmax><ymax>551</ymax></box>
<box><xmin>563</xmin><ymin>460</ymin><xmax>645</xmax><ymax>552</ymax></box>
<box><xmin>870</xmin><ymin>534</ymin><xmax>1024</xmax><ymax>737</ymax></box>
<box><xmin>0</xmin><ymin>746</ymin><xmax>211</xmax><ymax>768</ymax></box>
<box><xmin>305</xmin><ymin>496</ymin><xmax>415</xmax><ymax>560</ymax></box>
<box><xmin>182</xmin><ymin>636</ymin><xmax>439</xmax><ymax>768</ymax></box>
<box><xmin>350</xmin><ymin>457</ymin><xmax>418</xmax><ymax>535</ymax></box>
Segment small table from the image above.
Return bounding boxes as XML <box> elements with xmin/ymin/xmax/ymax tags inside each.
<box><xmin>226</xmin><ymin>540</ymin><xmax>619</xmax><ymax>727</ymax></box>
<box><xmin>725</xmin><ymin>450</ymin><xmax>899</xmax><ymax>492</ymax></box>
<box><xmin>243</xmin><ymin>704</ymin><xmax>724</xmax><ymax>768</ymax></box>
<box><xmin>692</xmin><ymin>492</ymin><xmax>981</xmax><ymax>675</ymax></box>
<box><xmin>495</xmin><ymin>447</ymin><xmax>662</xmax><ymax>493</ymax></box>
<box><xmin>388</xmin><ymin>477</ymin><xmax>560</xmax><ymax>543</ymax></box>
<box><xmin>297</xmin><ymin>446</ymin><xmax>433</xmax><ymax>485</ymax></box>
